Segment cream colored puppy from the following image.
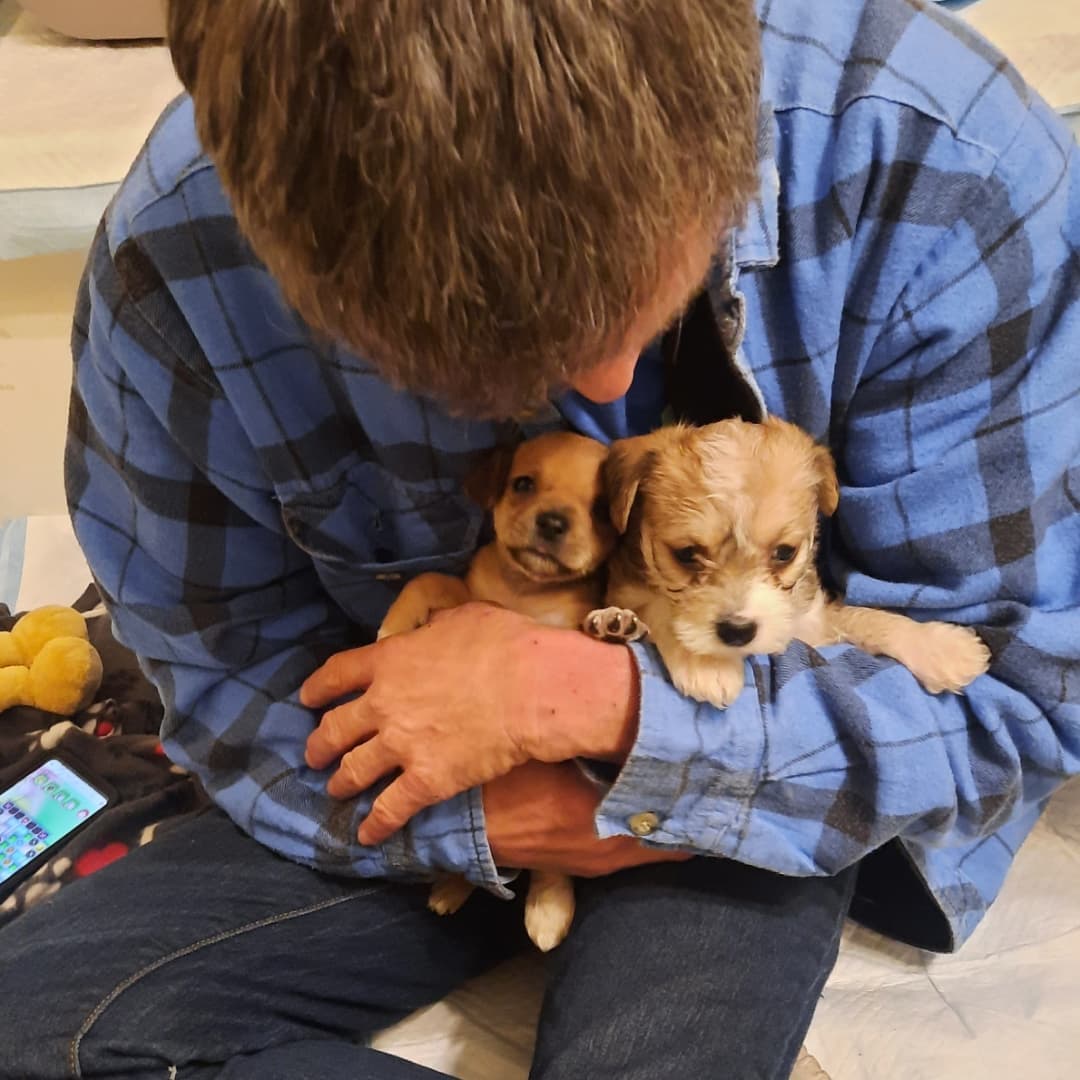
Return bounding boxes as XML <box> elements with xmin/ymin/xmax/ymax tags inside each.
<box><xmin>588</xmin><ymin>417</ymin><xmax>990</xmax><ymax>708</ymax></box>
<box><xmin>379</xmin><ymin>431</ymin><xmax>616</xmax><ymax>950</ymax></box>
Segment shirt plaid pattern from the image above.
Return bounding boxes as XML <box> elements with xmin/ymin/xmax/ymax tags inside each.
<box><xmin>67</xmin><ymin>0</ymin><xmax>1079</xmax><ymax>950</ymax></box>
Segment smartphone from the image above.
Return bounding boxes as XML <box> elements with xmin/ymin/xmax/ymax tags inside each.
<box><xmin>0</xmin><ymin>754</ymin><xmax>115</xmax><ymax>898</ymax></box>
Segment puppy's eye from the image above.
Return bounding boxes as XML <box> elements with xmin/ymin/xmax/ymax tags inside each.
<box><xmin>511</xmin><ymin>475</ymin><xmax>535</xmax><ymax>494</ymax></box>
<box><xmin>672</xmin><ymin>545</ymin><xmax>701</xmax><ymax>567</ymax></box>
<box><xmin>772</xmin><ymin>544</ymin><xmax>798</xmax><ymax>565</ymax></box>
<box><xmin>591</xmin><ymin>495</ymin><xmax>610</xmax><ymax>522</ymax></box>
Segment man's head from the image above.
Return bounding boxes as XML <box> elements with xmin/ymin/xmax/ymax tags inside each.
<box><xmin>168</xmin><ymin>0</ymin><xmax>761</xmax><ymax>417</ymax></box>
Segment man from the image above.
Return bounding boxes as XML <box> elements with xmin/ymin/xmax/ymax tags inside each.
<box><xmin>1</xmin><ymin>0</ymin><xmax>1077</xmax><ymax>1077</ymax></box>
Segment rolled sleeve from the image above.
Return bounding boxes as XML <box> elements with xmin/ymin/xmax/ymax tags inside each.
<box><xmin>382</xmin><ymin>786</ymin><xmax>515</xmax><ymax>898</ymax></box>
<box><xmin>594</xmin><ymin>642</ymin><xmax>766</xmax><ymax>852</ymax></box>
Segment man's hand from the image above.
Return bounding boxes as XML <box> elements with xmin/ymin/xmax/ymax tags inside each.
<box><xmin>301</xmin><ymin>602</ymin><xmax>639</xmax><ymax>845</ymax></box>
<box><xmin>484</xmin><ymin>761</ymin><xmax>690</xmax><ymax>876</ymax></box>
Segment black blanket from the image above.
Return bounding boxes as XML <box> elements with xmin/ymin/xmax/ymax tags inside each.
<box><xmin>0</xmin><ymin>586</ymin><xmax>208</xmax><ymax>926</ymax></box>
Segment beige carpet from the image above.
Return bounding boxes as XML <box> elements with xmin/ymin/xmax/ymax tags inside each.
<box><xmin>965</xmin><ymin>0</ymin><xmax>1080</xmax><ymax>115</ymax></box>
<box><xmin>0</xmin><ymin>0</ymin><xmax>178</xmax><ymax>192</ymax></box>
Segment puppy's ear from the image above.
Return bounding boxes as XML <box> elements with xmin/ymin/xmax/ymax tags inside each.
<box><xmin>464</xmin><ymin>444</ymin><xmax>517</xmax><ymax>509</ymax></box>
<box><xmin>605</xmin><ymin>435</ymin><xmax>660</xmax><ymax>533</ymax></box>
<box><xmin>812</xmin><ymin>445</ymin><xmax>840</xmax><ymax>516</ymax></box>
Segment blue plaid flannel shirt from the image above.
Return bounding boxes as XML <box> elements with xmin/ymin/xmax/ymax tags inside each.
<box><xmin>67</xmin><ymin>0</ymin><xmax>1079</xmax><ymax>950</ymax></box>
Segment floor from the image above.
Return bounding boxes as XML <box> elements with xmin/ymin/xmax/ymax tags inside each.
<box><xmin>0</xmin><ymin>250</ymin><xmax>86</xmax><ymax>518</ymax></box>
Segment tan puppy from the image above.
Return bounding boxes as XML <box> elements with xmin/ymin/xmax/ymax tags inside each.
<box><xmin>381</xmin><ymin>432</ymin><xmax>615</xmax><ymax>638</ymax></box>
<box><xmin>588</xmin><ymin>417</ymin><xmax>990</xmax><ymax>708</ymax></box>
<box><xmin>379</xmin><ymin>431</ymin><xmax>615</xmax><ymax>950</ymax></box>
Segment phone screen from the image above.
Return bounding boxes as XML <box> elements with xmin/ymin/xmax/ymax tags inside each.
<box><xmin>0</xmin><ymin>759</ymin><xmax>109</xmax><ymax>886</ymax></box>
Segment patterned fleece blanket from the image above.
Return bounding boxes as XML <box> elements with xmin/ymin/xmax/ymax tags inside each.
<box><xmin>0</xmin><ymin>586</ymin><xmax>208</xmax><ymax>926</ymax></box>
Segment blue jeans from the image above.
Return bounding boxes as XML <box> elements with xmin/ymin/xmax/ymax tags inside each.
<box><xmin>0</xmin><ymin>808</ymin><xmax>855</xmax><ymax>1079</ymax></box>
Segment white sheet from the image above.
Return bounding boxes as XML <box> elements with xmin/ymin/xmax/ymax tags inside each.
<box><xmin>8</xmin><ymin>514</ymin><xmax>90</xmax><ymax>612</ymax></box>
<box><xmin>0</xmin><ymin>0</ymin><xmax>180</xmax><ymax>258</ymax></box>
<box><xmin>806</xmin><ymin>782</ymin><xmax>1080</xmax><ymax>1080</ymax></box>
<box><xmin>8</xmin><ymin>514</ymin><xmax>1080</xmax><ymax>1078</ymax></box>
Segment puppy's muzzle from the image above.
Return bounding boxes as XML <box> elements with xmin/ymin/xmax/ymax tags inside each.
<box><xmin>535</xmin><ymin>510</ymin><xmax>570</xmax><ymax>543</ymax></box>
<box><xmin>716</xmin><ymin>618</ymin><xmax>758</xmax><ymax>648</ymax></box>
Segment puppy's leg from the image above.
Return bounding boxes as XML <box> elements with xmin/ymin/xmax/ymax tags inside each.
<box><xmin>428</xmin><ymin>874</ymin><xmax>476</xmax><ymax>916</ymax></box>
<box><xmin>583</xmin><ymin>607</ymin><xmax>650</xmax><ymax>643</ymax></box>
<box><xmin>818</xmin><ymin>602</ymin><xmax>990</xmax><ymax>694</ymax></box>
<box><xmin>378</xmin><ymin>573</ymin><xmax>472</xmax><ymax>639</ymax></box>
<box><xmin>660</xmin><ymin>638</ymin><xmax>746</xmax><ymax>708</ymax></box>
<box><xmin>524</xmin><ymin>870</ymin><xmax>575</xmax><ymax>952</ymax></box>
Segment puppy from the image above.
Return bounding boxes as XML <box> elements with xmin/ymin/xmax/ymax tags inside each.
<box><xmin>379</xmin><ymin>431</ymin><xmax>616</xmax><ymax>950</ymax></box>
<box><xmin>587</xmin><ymin>417</ymin><xmax>990</xmax><ymax>708</ymax></box>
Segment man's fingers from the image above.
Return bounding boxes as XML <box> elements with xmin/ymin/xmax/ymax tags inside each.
<box><xmin>325</xmin><ymin>736</ymin><xmax>395</xmax><ymax>798</ymax></box>
<box><xmin>299</xmin><ymin>643</ymin><xmax>380</xmax><ymax>709</ymax></box>
<box><xmin>357</xmin><ymin>771</ymin><xmax>438</xmax><ymax>845</ymax></box>
<box><xmin>305</xmin><ymin>699</ymin><xmax>379</xmax><ymax>770</ymax></box>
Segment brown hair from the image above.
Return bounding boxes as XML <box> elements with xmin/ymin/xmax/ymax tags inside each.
<box><xmin>167</xmin><ymin>1</ymin><xmax>761</xmax><ymax>417</ymax></box>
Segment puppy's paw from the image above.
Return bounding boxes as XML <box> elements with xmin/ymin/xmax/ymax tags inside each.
<box><xmin>584</xmin><ymin>607</ymin><xmax>649</xmax><ymax>643</ymax></box>
<box><xmin>668</xmin><ymin>653</ymin><xmax>745</xmax><ymax>709</ymax></box>
<box><xmin>428</xmin><ymin>875</ymin><xmax>475</xmax><ymax>916</ymax></box>
<box><xmin>524</xmin><ymin>872</ymin><xmax>575</xmax><ymax>952</ymax></box>
<box><xmin>377</xmin><ymin>609</ymin><xmax>428</xmax><ymax>641</ymax></box>
<box><xmin>378</xmin><ymin>574</ymin><xmax>471</xmax><ymax>640</ymax></box>
<box><xmin>377</xmin><ymin>594</ymin><xmax>431</xmax><ymax>640</ymax></box>
<box><xmin>901</xmin><ymin>622</ymin><xmax>991</xmax><ymax>694</ymax></box>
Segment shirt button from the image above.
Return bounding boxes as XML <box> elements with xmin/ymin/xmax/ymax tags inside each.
<box><xmin>628</xmin><ymin>811</ymin><xmax>660</xmax><ymax>837</ymax></box>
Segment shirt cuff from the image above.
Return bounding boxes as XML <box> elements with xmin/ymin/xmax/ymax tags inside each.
<box><xmin>594</xmin><ymin>642</ymin><xmax>766</xmax><ymax>854</ymax></box>
<box><xmin>380</xmin><ymin>786</ymin><xmax>515</xmax><ymax>899</ymax></box>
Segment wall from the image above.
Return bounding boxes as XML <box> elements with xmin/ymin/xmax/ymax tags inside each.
<box><xmin>0</xmin><ymin>250</ymin><xmax>86</xmax><ymax>518</ymax></box>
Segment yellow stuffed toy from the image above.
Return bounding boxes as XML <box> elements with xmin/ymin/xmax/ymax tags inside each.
<box><xmin>0</xmin><ymin>605</ymin><xmax>103</xmax><ymax>716</ymax></box>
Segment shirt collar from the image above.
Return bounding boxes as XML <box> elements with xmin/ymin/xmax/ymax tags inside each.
<box><xmin>732</xmin><ymin>97</ymin><xmax>781</xmax><ymax>271</ymax></box>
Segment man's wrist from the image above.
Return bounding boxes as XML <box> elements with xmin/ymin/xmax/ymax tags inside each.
<box><xmin>519</xmin><ymin>625</ymin><xmax>640</xmax><ymax>764</ymax></box>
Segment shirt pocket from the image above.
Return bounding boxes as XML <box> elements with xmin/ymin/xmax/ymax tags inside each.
<box><xmin>279</xmin><ymin>461</ymin><xmax>483</xmax><ymax>633</ymax></box>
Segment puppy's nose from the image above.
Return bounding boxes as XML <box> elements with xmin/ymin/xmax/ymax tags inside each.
<box><xmin>716</xmin><ymin>619</ymin><xmax>757</xmax><ymax>648</ymax></box>
<box><xmin>536</xmin><ymin>511</ymin><xmax>570</xmax><ymax>542</ymax></box>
